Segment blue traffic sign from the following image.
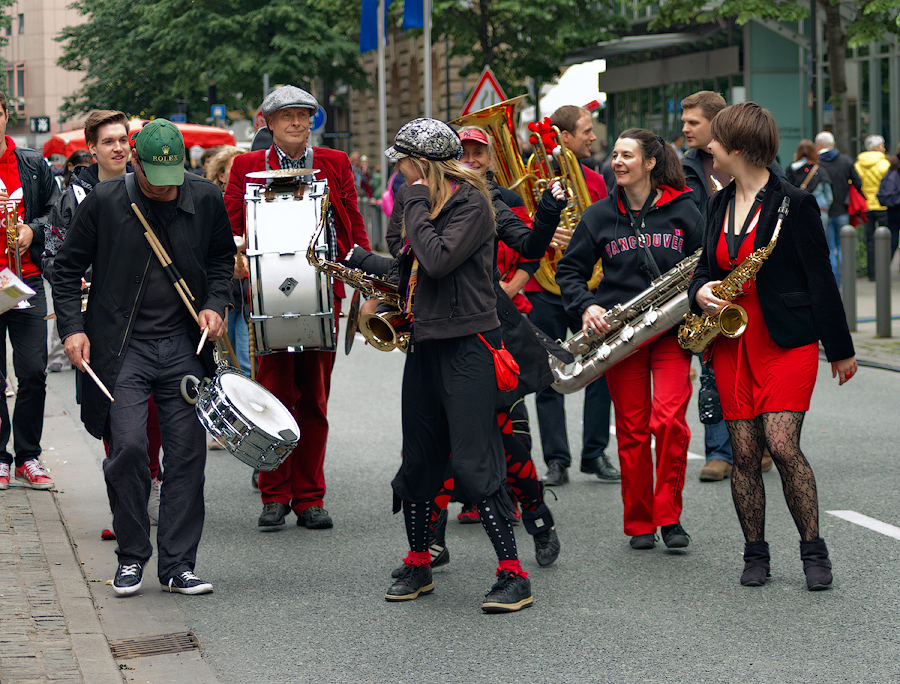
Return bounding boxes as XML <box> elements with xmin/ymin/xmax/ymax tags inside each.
<box><xmin>211</xmin><ymin>104</ymin><xmax>226</xmax><ymax>120</ymax></box>
<box><xmin>311</xmin><ymin>108</ymin><xmax>327</xmax><ymax>131</ymax></box>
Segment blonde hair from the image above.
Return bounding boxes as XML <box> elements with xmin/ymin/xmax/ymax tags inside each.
<box><xmin>405</xmin><ymin>158</ymin><xmax>493</xmax><ymax>219</ymax></box>
<box><xmin>206</xmin><ymin>145</ymin><xmax>244</xmax><ymax>191</ymax></box>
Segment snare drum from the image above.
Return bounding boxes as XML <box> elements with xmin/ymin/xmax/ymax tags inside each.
<box><xmin>245</xmin><ymin>179</ymin><xmax>336</xmax><ymax>353</ymax></box>
<box><xmin>185</xmin><ymin>369</ymin><xmax>300</xmax><ymax>471</ymax></box>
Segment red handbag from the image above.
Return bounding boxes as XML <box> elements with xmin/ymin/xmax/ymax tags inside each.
<box><xmin>477</xmin><ymin>333</ymin><xmax>520</xmax><ymax>392</ymax></box>
<box><xmin>847</xmin><ymin>184</ymin><xmax>869</xmax><ymax>227</ymax></box>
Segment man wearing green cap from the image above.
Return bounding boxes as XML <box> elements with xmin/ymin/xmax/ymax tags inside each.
<box><xmin>52</xmin><ymin>119</ymin><xmax>236</xmax><ymax>597</ymax></box>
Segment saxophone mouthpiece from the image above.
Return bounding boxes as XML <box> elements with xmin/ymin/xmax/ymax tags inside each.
<box><xmin>777</xmin><ymin>196</ymin><xmax>790</xmax><ymax>219</ymax></box>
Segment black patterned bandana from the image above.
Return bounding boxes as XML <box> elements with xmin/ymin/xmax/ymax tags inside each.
<box><xmin>385</xmin><ymin>118</ymin><xmax>462</xmax><ymax>162</ymax></box>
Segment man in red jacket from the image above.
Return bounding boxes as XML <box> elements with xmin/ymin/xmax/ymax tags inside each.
<box><xmin>224</xmin><ymin>85</ymin><xmax>371</xmax><ymax>530</ymax></box>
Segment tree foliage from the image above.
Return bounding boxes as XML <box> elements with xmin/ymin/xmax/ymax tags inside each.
<box><xmin>425</xmin><ymin>0</ymin><xmax>628</xmax><ymax>97</ymax></box>
<box><xmin>647</xmin><ymin>0</ymin><xmax>900</xmax><ymax>152</ymax></box>
<box><xmin>57</xmin><ymin>0</ymin><xmax>368</xmax><ymax>122</ymax></box>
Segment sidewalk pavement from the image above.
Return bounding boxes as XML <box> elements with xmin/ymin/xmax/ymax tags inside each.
<box><xmin>3</xmin><ymin>273</ymin><xmax>900</xmax><ymax>683</ymax></box>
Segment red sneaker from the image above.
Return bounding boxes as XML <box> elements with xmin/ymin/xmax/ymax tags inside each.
<box><xmin>457</xmin><ymin>504</ymin><xmax>480</xmax><ymax>524</ymax></box>
<box><xmin>101</xmin><ymin>528</ymin><xmax>117</xmax><ymax>540</ymax></box>
<box><xmin>15</xmin><ymin>460</ymin><xmax>54</xmax><ymax>490</ymax></box>
<box><xmin>0</xmin><ymin>462</ymin><xmax>9</xmax><ymax>490</ymax></box>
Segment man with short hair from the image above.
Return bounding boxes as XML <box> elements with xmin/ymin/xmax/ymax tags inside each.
<box><xmin>523</xmin><ymin>104</ymin><xmax>618</xmax><ymax>487</ymax></box>
<box><xmin>855</xmin><ymin>134</ymin><xmax>891</xmax><ymax>281</ymax></box>
<box><xmin>225</xmin><ymin>85</ymin><xmax>371</xmax><ymax>530</ymax></box>
<box><xmin>0</xmin><ymin>91</ymin><xmax>61</xmax><ymax>492</ymax></box>
<box><xmin>680</xmin><ymin>91</ymin><xmax>736</xmax><ymax>483</ymax></box>
<box><xmin>815</xmin><ymin>130</ymin><xmax>862</xmax><ymax>286</ymax></box>
<box><xmin>53</xmin><ymin>120</ymin><xmax>235</xmax><ymax>596</ymax></box>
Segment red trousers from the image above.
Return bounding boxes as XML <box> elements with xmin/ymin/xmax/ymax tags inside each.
<box><xmin>256</xmin><ymin>301</ymin><xmax>340</xmax><ymax>513</ymax></box>
<box><xmin>605</xmin><ymin>335</ymin><xmax>691</xmax><ymax>536</ymax></box>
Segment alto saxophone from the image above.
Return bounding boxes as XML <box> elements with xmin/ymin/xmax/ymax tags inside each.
<box><xmin>677</xmin><ymin>196</ymin><xmax>790</xmax><ymax>353</ymax></box>
<box><xmin>306</xmin><ymin>208</ymin><xmax>412</xmax><ymax>353</ymax></box>
<box><xmin>550</xmin><ymin>249</ymin><xmax>702</xmax><ymax>394</ymax></box>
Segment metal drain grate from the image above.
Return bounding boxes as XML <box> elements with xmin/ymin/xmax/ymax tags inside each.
<box><xmin>108</xmin><ymin>631</ymin><xmax>200</xmax><ymax>659</ymax></box>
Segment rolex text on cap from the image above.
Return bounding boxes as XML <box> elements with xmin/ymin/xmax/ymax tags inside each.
<box><xmin>134</xmin><ymin>119</ymin><xmax>186</xmax><ymax>186</ymax></box>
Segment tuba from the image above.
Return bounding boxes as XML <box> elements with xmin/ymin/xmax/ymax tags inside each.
<box><xmin>550</xmin><ymin>250</ymin><xmax>701</xmax><ymax>394</ymax></box>
<box><xmin>450</xmin><ymin>95</ymin><xmax>540</xmax><ymax>213</ymax></box>
<box><xmin>677</xmin><ymin>196</ymin><xmax>789</xmax><ymax>353</ymax></box>
<box><xmin>526</xmin><ymin>118</ymin><xmax>601</xmax><ymax>295</ymax></box>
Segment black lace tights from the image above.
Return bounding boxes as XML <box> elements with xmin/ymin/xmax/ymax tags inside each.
<box><xmin>726</xmin><ymin>411</ymin><xmax>819</xmax><ymax>543</ymax></box>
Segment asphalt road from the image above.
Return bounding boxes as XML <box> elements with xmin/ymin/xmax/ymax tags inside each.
<box><xmin>46</xmin><ymin>340</ymin><xmax>900</xmax><ymax>684</ymax></box>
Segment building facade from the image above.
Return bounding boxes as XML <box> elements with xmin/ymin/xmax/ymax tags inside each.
<box><xmin>2</xmin><ymin>0</ymin><xmax>87</xmax><ymax>148</ymax></box>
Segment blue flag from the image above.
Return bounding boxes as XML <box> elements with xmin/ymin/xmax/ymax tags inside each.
<box><xmin>402</xmin><ymin>0</ymin><xmax>424</xmax><ymax>30</ymax></box>
<box><xmin>360</xmin><ymin>0</ymin><xmax>392</xmax><ymax>53</ymax></box>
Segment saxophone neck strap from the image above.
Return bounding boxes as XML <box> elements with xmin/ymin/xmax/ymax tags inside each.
<box><xmin>621</xmin><ymin>186</ymin><xmax>661</xmax><ymax>280</ymax></box>
<box><xmin>726</xmin><ymin>187</ymin><xmax>766</xmax><ymax>264</ymax></box>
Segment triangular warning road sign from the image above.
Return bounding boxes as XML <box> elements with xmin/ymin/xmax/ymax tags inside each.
<box><xmin>460</xmin><ymin>66</ymin><xmax>509</xmax><ymax>117</ymax></box>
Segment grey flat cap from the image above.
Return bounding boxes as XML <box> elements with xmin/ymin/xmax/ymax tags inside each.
<box><xmin>261</xmin><ymin>85</ymin><xmax>319</xmax><ymax>117</ymax></box>
<box><xmin>385</xmin><ymin>118</ymin><xmax>462</xmax><ymax>162</ymax></box>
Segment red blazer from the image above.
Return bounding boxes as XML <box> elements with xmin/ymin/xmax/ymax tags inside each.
<box><xmin>224</xmin><ymin>145</ymin><xmax>371</xmax><ymax>299</ymax></box>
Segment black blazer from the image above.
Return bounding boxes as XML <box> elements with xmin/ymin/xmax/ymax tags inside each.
<box><xmin>688</xmin><ymin>172</ymin><xmax>854</xmax><ymax>362</ymax></box>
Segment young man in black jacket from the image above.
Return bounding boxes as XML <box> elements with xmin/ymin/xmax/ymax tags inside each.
<box><xmin>0</xmin><ymin>91</ymin><xmax>61</xmax><ymax>492</ymax></box>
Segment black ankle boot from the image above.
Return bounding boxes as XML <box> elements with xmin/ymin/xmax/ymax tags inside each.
<box><xmin>799</xmin><ymin>537</ymin><xmax>832</xmax><ymax>591</ymax></box>
<box><xmin>740</xmin><ymin>541</ymin><xmax>771</xmax><ymax>586</ymax></box>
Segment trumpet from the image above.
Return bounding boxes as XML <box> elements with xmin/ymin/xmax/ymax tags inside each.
<box><xmin>5</xmin><ymin>201</ymin><xmax>31</xmax><ymax>310</ymax></box>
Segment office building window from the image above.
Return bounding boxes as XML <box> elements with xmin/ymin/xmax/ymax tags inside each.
<box><xmin>6</xmin><ymin>63</ymin><xmax>25</xmax><ymax>115</ymax></box>
<box><xmin>17</xmin><ymin>14</ymin><xmax>23</xmax><ymax>34</ymax></box>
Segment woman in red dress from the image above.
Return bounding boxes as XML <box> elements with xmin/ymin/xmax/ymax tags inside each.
<box><xmin>688</xmin><ymin>103</ymin><xmax>856</xmax><ymax>590</ymax></box>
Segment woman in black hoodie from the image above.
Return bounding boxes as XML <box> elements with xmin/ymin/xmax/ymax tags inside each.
<box><xmin>556</xmin><ymin>128</ymin><xmax>702</xmax><ymax>551</ymax></box>
<box><xmin>382</xmin><ymin>118</ymin><xmax>533</xmax><ymax>614</ymax></box>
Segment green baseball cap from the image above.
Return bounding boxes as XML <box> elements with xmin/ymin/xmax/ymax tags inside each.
<box><xmin>133</xmin><ymin>119</ymin><xmax>185</xmax><ymax>186</ymax></box>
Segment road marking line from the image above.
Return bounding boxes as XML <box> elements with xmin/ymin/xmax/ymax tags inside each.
<box><xmin>826</xmin><ymin>510</ymin><xmax>900</xmax><ymax>540</ymax></box>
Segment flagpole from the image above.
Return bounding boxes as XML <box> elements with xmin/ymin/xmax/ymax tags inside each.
<box><xmin>378</xmin><ymin>0</ymin><xmax>388</xmax><ymax>245</ymax></box>
<box><xmin>423</xmin><ymin>0</ymin><xmax>432</xmax><ymax>118</ymax></box>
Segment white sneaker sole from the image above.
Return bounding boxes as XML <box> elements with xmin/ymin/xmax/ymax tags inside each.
<box><xmin>163</xmin><ymin>581</ymin><xmax>213</xmax><ymax>595</ymax></box>
<box><xmin>112</xmin><ymin>580</ymin><xmax>143</xmax><ymax>597</ymax></box>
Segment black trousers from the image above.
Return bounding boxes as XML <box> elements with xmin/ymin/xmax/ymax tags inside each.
<box><xmin>103</xmin><ymin>334</ymin><xmax>207</xmax><ymax>582</ymax></box>
<box><xmin>526</xmin><ymin>289</ymin><xmax>612</xmax><ymax>468</ymax></box>
<box><xmin>0</xmin><ymin>275</ymin><xmax>48</xmax><ymax>466</ymax></box>
<box><xmin>394</xmin><ymin>329</ymin><xmax>506</xmax><ymax>506</ymax></box>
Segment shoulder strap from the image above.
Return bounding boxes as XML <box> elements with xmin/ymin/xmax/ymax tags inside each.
<box><xmin>799</xmin><ymin>164</ymin><xmax>819</xmax><ymax>191</ymax></box>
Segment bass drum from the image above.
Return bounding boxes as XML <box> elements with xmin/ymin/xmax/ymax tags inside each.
<box><xmin>184</xmin><ymin>368</ymin><xmax>300</xmax><ymax>471</ymax></box>
<box><xmin>245</xmin><ymin>178</ymin><xmax>335</xmax><ymax>353</ymax></box>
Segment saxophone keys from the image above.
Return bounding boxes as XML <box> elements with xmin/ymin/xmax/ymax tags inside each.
<box><xmin>644</xmin><ymin>309</ymin><xmax>659</xmax><ymax>326</ymax></box>
<box><xmin>621</xmin><ymin>326</ymin><xmax>635</xmax><ymax>342</ymax></box>
<box><xmin>598</xmin><ymin>343</ymin><xmax>612</xmax><ymax>361</ymax></box>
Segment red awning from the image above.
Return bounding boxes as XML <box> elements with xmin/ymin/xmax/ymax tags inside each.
<box><xmin>43</xmin><ymin>120</ymin><xmax>236</xmax><ymax>158</ymax></box>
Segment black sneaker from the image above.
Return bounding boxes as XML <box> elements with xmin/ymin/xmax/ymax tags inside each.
<box><xmin>258</xmin><ymin>501</ymin><xmax>290</xmax><ymax>529</ymax></box>
<box><xmin>630</xmin><ymin>533</ymin><xmax>657</xmax><ymax>550</ymax></box>
<box><xmin>662</xmin><ymin>523</ymin><xmax>691</xmax><ymax>549</ymax></box>
<box><xmin>543</xmin><ymin>462</ymin><xmax>569</xmax><ymax>487</ymax></box>
<box><xmin>482</xmin><ymin>570</ymin><xmax>533</xmax><ymax>613</ymax></box>
<box><xmin>580</xmin><ymin>454</ymin><xmax>621</xmax><ymax>482</ymax></box>
<box><xmin>162</xmin><ymin>571</ymin><xmax>213</xmax><ymax>595</ymax></box>
<box><xmin>297</xmin><ymin>506</ymin><xmax>333</xmax><ymax>529</ymax></box>
<box><xmin>385</xmin><ymin>564</ymin><xmax>434</xmax><ymax>601</ymax></box>
<box><xmin>534</xmin><ymin>527</ymin><xmax>560</xmax><ymax>567</ymax></box>
<box><xmin>112</xmin><ymin>562</ymin><xmax>144</xmax><ymax>597</ymax></box>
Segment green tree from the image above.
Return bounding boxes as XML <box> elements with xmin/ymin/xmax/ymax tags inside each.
<box><xmin>427</xmin><ymin>0</ymin><xmax>628</xmax><ymax>108</ymax></box>
<box><xmin>647</xmin><ymin>0</ymin><xmax>900</xmax><ymax>154</ymax></box>
<box><xmin>57</xmin><ymin>0</ymin><xmax>368</xmax><ymax>122</ymax></box>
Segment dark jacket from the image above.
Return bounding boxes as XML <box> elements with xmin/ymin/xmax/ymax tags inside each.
<box><xmin>683</xmin><ymin>147</ymin><xmax>787</xmax><ymax>217</ymax></box>
<box><xmin>43</xmin><ymin>162</ymin><xmax>135</xmax><ymax>281</ymax></box>
<box><xmin>818</xmin><ymin>147</ymin><xmax>863</xmax><ymax>217</ymax></box>
<box><xmin>51</xmin><ymin>173</ymin><xmax>236</xmax><ymax>438</ymax></box>
<box><xmin>785</xmin><ymin>160</ymin><xmax>831</xmax><ymax>196</ymax></box>
<box><xmin>400</xmin><ymin>182</ymin><xmax>498</xmax><ymax>341</ymax></box>
<box><xmin>557</xmin><ymin>185</ymin><xmax>703</xmax><ymax>319</ymax></box>
<box><xmin>687</xmin><ymin>173</ymin><xmax>854</xmax><ymax>361</ymax></box>
<box><xmin>13</xmin><ymin>145</ymin><xmax>61</xmax><ymax>272</ymax></box>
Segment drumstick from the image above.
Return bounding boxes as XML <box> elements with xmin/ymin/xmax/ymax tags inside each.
<box><xmin>196</xmin><ymin>327</ymin><xmax>209</xmax><ymax>354</ymax></box>
<box><xmin>82</xmin><ymin>360</ymin><xmax>114</xmax><ymax>402</ymax></box>
<box><xmin>131</xmin><ymin>203</ymin><xmax>196</xmax><ymax>301</ymax></box>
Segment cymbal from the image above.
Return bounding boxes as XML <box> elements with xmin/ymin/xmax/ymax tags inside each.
<box><xmin>246</xmin><ymin>168</ymin><xmax>319</xmax><ymax>180</ymax></box>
